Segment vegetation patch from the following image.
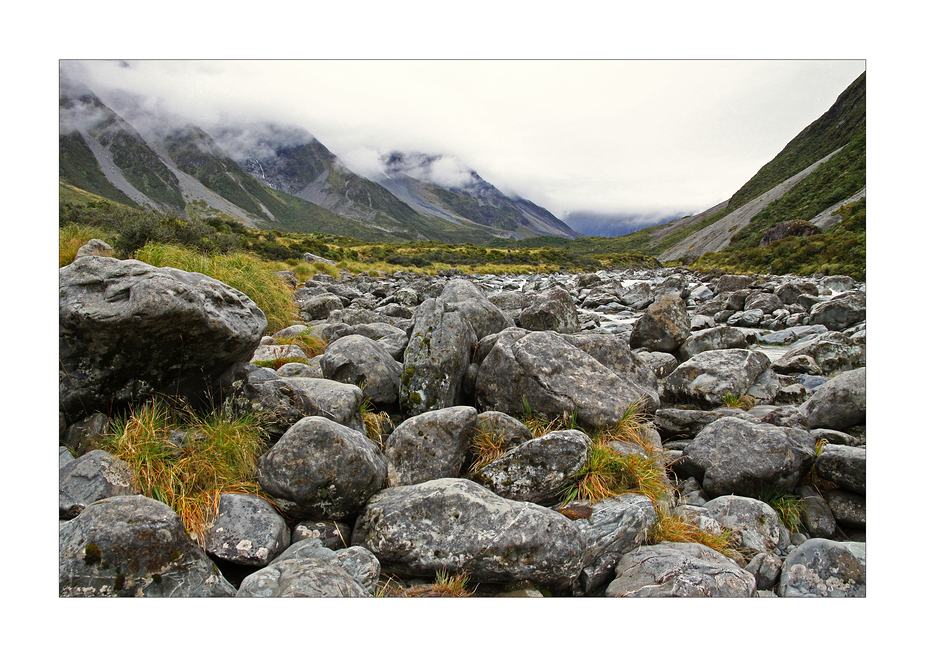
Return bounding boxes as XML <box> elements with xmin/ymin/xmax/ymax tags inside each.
<box><xmin>92</xmin><ymin>398</ymin><xmax>270</xmax><ymax>544</ymax></box>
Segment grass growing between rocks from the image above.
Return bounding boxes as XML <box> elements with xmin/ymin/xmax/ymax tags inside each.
<box><xmin>132</xmin><ymin>242</ymin><xmax>299</xmax><ymax>334</ymax></box>
<box><xmin>92</xmin><ymin>398</ymin><xmax>270</xmax><ymax>544</ymax></box>
<box><xmin>647</xmin><ymin>513</ymin><xmax>738</xmax><ymax>558</ymax></box>
<box><xmin>59</xmin><ymin>222</ymin><xmax>115</xmax><ymax>267</ymax></box>
<box><xmin>376</xmin><ymin>570</ymin><xmax>474</xmax><ymax>597</ymax></box>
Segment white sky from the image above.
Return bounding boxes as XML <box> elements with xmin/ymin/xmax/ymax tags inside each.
<box><xmin>60</xmin><ymin>59</ymin><xmax>865</xmax><ymax>221</ymax></box>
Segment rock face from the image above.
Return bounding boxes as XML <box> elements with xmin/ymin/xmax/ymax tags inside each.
<box><xmin>663</xmin><ymin>349</ymin><xmax>772</xmax><ymax>407</ymax></box>
<box><xmin>800</xmin><ymin>367</ymin><xmax>866</xmax><ymax>430</ymax></box>
<box><xmin>520</xmin><ymin>286</ymin><xmax>580</xmax><ymax>334</ymax></box>
<box><xmin>778</xmin><ymin>538</ymin><xmax>865</xmax><ymax>597</ymax></box>
<box><xmin>59</xmin><ymin>450</ymin><xmax>136</xmax><ymax>519</ymax></box>
<box><xmin>683</xmin><ymin>417</ymin><xmax>816</xmax><ymax>497</ymax></box>
<box><xmin>605</xmin><ymin>542</ymin><xmax>756</xmax><ymax>597</ymax></box>
<box><xmin>59</xmin><ymin>256</ymin><xmax>266</xmax><ymax>419</ymax></box>
<box><xmin>352</xmin><ymin>478</ymin><xmax>584</xmax><ymax>590</ymax></box>
<box><xmin>472</xmin><ymin>429</ymin><xmax>591</xmax><ymax>505</ymax></box>
<box><xmin>400</xmin><ymin>298</ymin><xmax>477</xmax><ymax>416</ymax></box>
<box><xmin>256</xmin><ymin>416</ymin><xmax>387</xmax><ymax>520</ymax></box>
<box><xmin>629</xmin><ymin>294</ymin><xmax>691</xmax><ymax>352</ymax></box>
<box><xmin>384</xmin><ymin>406</ymin><xmax>478</xmax><ymax>487</ymax></box>
<box><xmin>202</xmin><ymin>494</ymin><xmax>291</xmax><ymax>567</ymax></box>
<box><xmin>475</xmin><ymin>330</ymin><xmax>658</xmax><ymax>429</ymax></box>
<box><xmin>320</xmin><ymin>335</ymin><xmax>403</xmax><ymax>406</ymax></box>
<box><xmin>59</xmin><ymin>495</ymin><xmax>236</xmax><ymax>597</ymax></box>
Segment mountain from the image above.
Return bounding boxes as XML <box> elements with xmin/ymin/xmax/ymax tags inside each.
<box><xmin>600</xmin><ymin>72</ymin><xmax>866</xmax><ymax>265</ymax></box>
<box><xmin>375</xmin><ymin>152</ymin><xmax>581</xmax><ymax>239</ymax></box>
<box><xmin>59</xmin><ymin>82</ymin><xmax>576</xmax><ymax>245</ymax></box>
<box><xmin>563</xmin><ymin>210</ymin><xmax>686</xmax><ymax>238</ymax></box>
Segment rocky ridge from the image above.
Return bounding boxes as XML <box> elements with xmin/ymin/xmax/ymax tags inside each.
<box><xmin>59</xmin><ymin>245</ymin><xmax>867</xmax><ymax>598</ymax></box>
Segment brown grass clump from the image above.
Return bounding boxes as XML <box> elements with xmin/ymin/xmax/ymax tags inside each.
<box><xmin>647</xmin><ymin>512</ymin><xmax>739</xmax><ymax>559</ymax></box>
<box><xmin>376</xmin><ymin>570</ymin><xmax>474</xmax><ymax>598</ymax></box>
<box><xmin>92</xmin><ymin>399</ymin><xmax>270</xmax><ymax>544</ymax></box>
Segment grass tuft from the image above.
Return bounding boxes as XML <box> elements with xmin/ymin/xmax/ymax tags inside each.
<box><xmin>92</xmin><ymin>398</ymin><xmax>270</xmax><ymax>543</ymax></box>
<box><xmin>132</xmin><ymin>242</ymin><xmax>298</xmax><ymax>333</ymax></box>
<box><xmin>647</xmin><ymin>512</ymin><xmax>739</xmax><ymax>559</ymax></box>
<box><xmin>377</xmin><ymin>570</ymin><xmax>474</xmax><ymax>597</ymax></box>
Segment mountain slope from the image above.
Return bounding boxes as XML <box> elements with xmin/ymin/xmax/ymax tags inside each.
<box><xmin>637</xmin><ymin>72</ymin><xmax>865</xmax><ymax>262</ymax></box>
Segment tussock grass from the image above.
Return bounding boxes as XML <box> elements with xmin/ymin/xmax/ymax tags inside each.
<box><xmin>647</xmin><ymin>512</ymin><xmax>738</xmax><ymax>559</ymax></box>
<box><xmin>376</xmin><ymin>570</ymin><xmax>474</xmax><ymax>598</ymax></box>
<box><xmin>92</xmin><ymin>399</ymin><xmax>270</xmax><ymax>543</ymax></box>
<box><xmin>59</xmin><ymin>223</ymin><xmax>114</xmax><ymax>267</ymax></box>
<box><xmin>132</xmin><ymin>242</ymin><xmax>298</xmax><ymax>333</ymax></box>
<box><xmin>274</xmin><ymin>329</ymin><xmax>327</xmax><ymax>358</ymax></box>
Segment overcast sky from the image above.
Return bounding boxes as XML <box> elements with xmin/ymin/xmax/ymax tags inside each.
<box><xmin>60</xmin><ymin>59</ymin><xmax>865</xmax><ymax>224</ymax></box>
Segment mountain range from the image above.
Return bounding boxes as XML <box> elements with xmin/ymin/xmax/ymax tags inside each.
<box><xmin>58</xmin><ymin>79</ymin><xmax>581</xmax><ymax>244</ymax></box>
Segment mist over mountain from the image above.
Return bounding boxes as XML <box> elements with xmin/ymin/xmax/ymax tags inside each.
<box><xmin>563</xmin><ymin>211</ymin><xmax>690</xmax><ymax>238</ymax></box>
<box><xmin>58</xmin><ymin>75</ymin><xmax>581</xmax><ymax>244</ymax></box>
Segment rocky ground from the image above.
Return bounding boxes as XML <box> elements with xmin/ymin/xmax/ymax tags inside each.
<box><xmin>59</xmin><ymin>243</ymin><xmax>866</xmax><ymax>597</ymax></box>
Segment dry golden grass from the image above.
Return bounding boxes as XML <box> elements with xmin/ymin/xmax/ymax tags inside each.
<box><xmin>376</xmin><ymin>570</ymin><xmax>474</xmax><ymax>598</ymax></box>
<box><xmin>92</xmin><ymin>399</ymin><xmax>270</xmax><ymax>544</ymax></box>
<box><xmin>647</xmin><ymin>511</ymin><xmax>739</xmax><ymax>559</ymax></box>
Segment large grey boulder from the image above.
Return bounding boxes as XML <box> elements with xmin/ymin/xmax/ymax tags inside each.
<box><xmin>565</xmin><ymin>494</ymin><xmax>657</xmax><ymax>595</ymax></box>
<box><xmin>439</xmin><ymin>279</ymin><xmax>514</xmax><ymax>339</ymax></box>
<box><xmin>676</xmin><ymin>326</ymin><xmax>749</xmax><ymax>362</ymax></box>
<box><xmin>321</xmin><ymin>334</ymin><xmax>403</xmax><ymax>406</ymax></box>
<box><xmin>605</xmin><ymin>542</ymin><xmax>756</xmax><ymax>598</ymax></box>
<box><xmin>475</xmin><ymin>330</ymin><xmax>659</xmax><ymax>430</ymax></box>
<box><xmin>799</xmin><ymin>367</ymin><xmax>865</xmax><ymax>430</ymax></box>
<box><xmin>202</xmin><ymin>493</ymin><xmax>290</xmax><ymax>567</ymax></box>
<box><xmin>220</xmin><ymin>363</ymin><xmax>364</xmax><ymax>437</ymax></box>
<box><xmin>778</xmin><ymin>538</ymin><xmax>865</xmax><ymax>597</ymax></box>
<box><xmin>520</xmin><ymin>286</ymin><xmax>580</xmax><ymax>334</ymax></box>
<box><xmin>773</xmin><ymin>331</ymin><xmax>864</xmax><ymax>376</ymax></box>
<box><xmin>663</xmin><ymin>349</ymin><xmax>771</xmax><ymax>408</ymax></box>
<box><xmin>59</xmin><ymin>495</ymin><xmax>236</xmax><ymax>597</ymax></box>
<box><xmin>400</xmin><ymin>298</ymin><xmax>477</xmax><ymax>416</ymax></box>
<box><xmin>629</xmin><ymin>294</ymin><xmax>691</xmax><ymax>352</ymax></box>
<box><xmin>352</xmin><ymin>478</ymin><xmax>584</xmax><ymax>590</ymax></box>
<box><xmin>384</xmin><ymin>406</ymin><xmax>478</xmax><ymax>487</ymax></box>
<box><xmin>701</xmin><ymin>495</ymin><xmax>781</xmax><ymax>555</ymax></box>
<box><xmin>815</xmin><ymin>443</ymin><xmax>866</xmax><ymax>494</ymax></box>
<box><xmin>683</xmin><ymin>416</ymin><xmax>815</xmax><ymax>497</ymax></box>
<box><xmin>59</xmin><ymin>256</ymin><xmax>266</xmax><ymax>420</ymax></box>
<box><xmin>61</xmin><ymin>412</ymin><xmax>110</xmax><ymax>456</ymax></box>
<box><xmin>797</xmin><ymin>484</ymin><xmax>837</xmax><ymax>539</ymax></box>
<box><xmin>809</xmin><ymin>291</ymin><xmax>866</xmax><ymax>331</ymax></box>
<box><xmin>256</xmin><ymin>416</ymin><xmax>387</xmax><ymax>520</ymax></box>
<box><xmin>59</xmin><ymin>450</ymin><xmax>136</xmax><ymax>519</ymax></box>
<box><xmin>472</xmin><ymin>429</ymin><xmax>591</xmax><ymax>505</ymax></box>
<box><xmin>236</xmin><ymin>539</ymin><xmax>377</xmax><ymax>597</ymax></box>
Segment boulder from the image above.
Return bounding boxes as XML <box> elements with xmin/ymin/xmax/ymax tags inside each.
<box><xmin>236</xmin><ymin>539</ymin><xmax>377</xmax><ymax>597</ymax></box>
<box><xmin>439</xmin><ymin>279</ymin><xmax>514</xmax><ymax>339</ymax></box>
<box><xmin>321</xmin><ymin>334</ymin><xmax>403</xmax><ymax>406</ymax></box>
<box><xmin>565</xmin><ymin>493</ymin><xmax>657</xmax><ymax>595</ymax></box>
<box><xmin>676</xmin><ymin>325</ymin><xmax>749</xmax><ymax>362</ymax></box>
<box><xmin>295</xmin><ymin>291</ymin><xmax>343</xmax><ymax>321</ymax></box>
<box><xmin>605</xmin><ymin>542</ymin><xmax>756</xmax><ymax>597</ymax></box>
<box><xmin>400</xmin><ymin>298</ymin><xmax>477</xmax><ymax>416</ymax></box>
<box><xmin>683</xmin><ymin>416</ymin><xmax>815</xmax><ymax>497</ymax></box>
<box><xmin>744</xmin><ymin>291</ymin><xmax>784</xmax><ymax>314</ymax></box>
<box><xmin>352</xmin><ymin>478</ymin><xmax>584</xmax><ymax>590</ymax></box>
<box><xmin>815</xmin><ymin>443</ymin><xmax>866</xmax><ymax>494</ymax></box>
<box><xmin>773</xmin><ymin>331</ymin><xmax>864</xmax><ymax>376</ymax></box>
<box><xmin>220</xmin><ymin>363</ymin><xmax>364</xmax><ymax>437</ymax></box>
<box><xmin>823</xmin><ymin>489</ymin><xmax>866</xmax><ymax>529</ymax></box>
<box><xmin>59</xmin><ymin>450</ymin><xmax>136</xmax><ymax>519</ymax></box>
<box><xmin>799</xmin><ymin>367</ymin><xmax>865</xmax><ymax>430</ymax></box>
<box><xmin>809</xmin><ymin>291</ymin><xmax>866</xmax><ymax>331</ymax></box>
<box><xmin>292</xmin><ymin>520</ymin><xmax>353</xmax><ymax>550</ymax></box>
<box><xmin>256</xmin><ymin>416</ymin><xmax>387</xmax><ymax>520</ymax></box>
<box><xmin>701</xmin><ymin>495</ymin><xmax>781</xmax><ymax>555</ymax></box>
<box><xmin>202</xmin><ymin>493</ymin><xmax>290</xmax><ymax>567</ymax></box>
<box><xmin>520</xmin><ymin>286</ymin><xmax>580</xmax><ymax>334</ymax></box>
<box><xmin>662</xmin><ymin>349</ymin><xmax>771</xmax><ymax>408</ymax></box>
<box><xmin>59</xmin><ymin>256</ymin><xmax>266</xmax><ymax>420</ymax></box>
<box><xmin>472</xmin><ymin>429</ymin><xmax>591</xmax><ymax>505</ymax></box>
<box><xmin>712</xmin><ymin>274</ymin><xmax>754</xmax><ymax>294</ymax></box>
<box><xmin>475</xmin><ymin>330</ymin><xmax>659</xmax><ymax>430</ymax></box>
<box><xmin>629</xmin><ymin>294</ymin><xmax>691</xmax><ymax>352</ymax></box>
<box><xmin>384</xmin><ymin>406</ymin><xmax>478</xmax><ymax>487</ymax></box>
<box><xmin>778</xmin><ymin>538</ymin><xmax>865</xmax><ymax>597</ymax></box>
<box><xmin>59</xmin><ymin>495</ymin><xmax>236</xmax><ymax>597</ymax></box>
<box><xmin>796</xmin><ymin>484</ymin><xmax>837</xmax><ymax>539</ymax></box>
<box><xmin>61</xmin><ymin>411</ymin><xmax>110</xmax><ymax>457</ymax></box>
<box><xmin>74</xmin><ymin>238</ymin><xmax>114</xmax><ymax>259</ymax></box>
